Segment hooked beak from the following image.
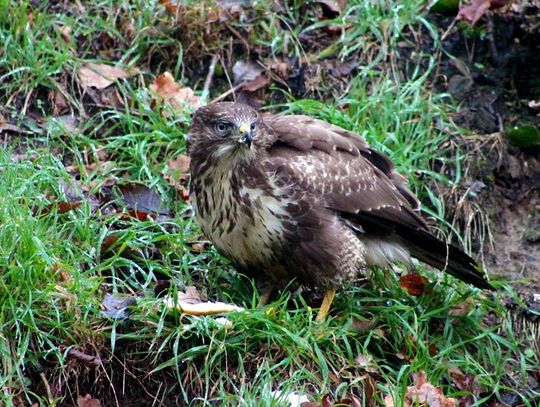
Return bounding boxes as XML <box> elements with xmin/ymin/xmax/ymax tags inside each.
<box><xmin>238</xmin><ymin>123</ymin><xmax>252</xmax><ymax>148</ymax></box>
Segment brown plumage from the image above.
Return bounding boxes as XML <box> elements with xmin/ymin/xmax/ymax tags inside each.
<box><xmin>187</xmin><ymin>102</ymin><xmax>493</xmax><ymax>318</ymax></box>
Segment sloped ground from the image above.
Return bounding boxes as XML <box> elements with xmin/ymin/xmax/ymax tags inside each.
<box><xmin>430</xmin><ymin>7</ymin><xmax>540</xmax><ymax>291</ymax></box>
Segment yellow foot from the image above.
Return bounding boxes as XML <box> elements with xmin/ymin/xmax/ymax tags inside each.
<box><xmin>315</xmin><ymin>288</ymin><xmax>336</xmax><ymax>322</ymax></box>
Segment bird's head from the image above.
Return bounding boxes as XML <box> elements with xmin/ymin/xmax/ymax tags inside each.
<box><xmin>187</xmin><ymin>102</ymin><xmax>263</xmax><ymax>162</ymax></box>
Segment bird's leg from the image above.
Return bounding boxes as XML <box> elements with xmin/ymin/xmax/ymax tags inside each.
<box><xmin>256</xmin><ymin>279</ymin><xmax>275</xmax><ymax>307</ymax></box>
<box><xmin>315</xmin><ymin>287</ymin><xmax>336</xmax><ymax>322</ymax></box>
<box><xmin>257</xmin><ymin>286</ymin><xmax>274</xmax><ymax>307</ymax></box>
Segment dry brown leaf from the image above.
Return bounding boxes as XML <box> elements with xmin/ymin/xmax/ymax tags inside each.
<box><xmin>448</xmin><ymin>366</ymin><xmax>483</xmax><ymax>406</ymax></box>
<box><xmin>165</xmin><ymin>154</ymin><xmax>191</xmax><ymax>184</ymax></box>
<box><xmin>458</xmin><ymin>0</ymin><xmax>491</xmax><ymax>26</ymax></box>
<box><xmin>399</xmin><ymin>274</ymin><xmax>429</xmax><ymax>296</ymax></box>
<box><xmin>448</xmin><ymin>298</ymin><xmax>473</xmax><ymax>317</ymax></box>
<box><xmin>33</xmin><ymin>200</ymin><xmax>82</xmax><ymax>217</ymax></box>
<box><xmin>407</xmin><ymin>371</ymin><xmax>457</xmax><ymax>407</ymax></box>
<box><xmin>49</xmin><ymin>89</ymin><xmax>69</xmax><ymax>115</ymax></box>
<box><xmin>269</xmin><ymin>60</ymin><xmax>289</xmax><ymax>78</ymax></box>
<box><xmin>190</xmin><ymin>242</ymin><xmax>208</xmax><ymax>253</ymax></box>
<box><xmin>77</xmin><ymin>394</ymin><xmax>101</xmax><ymax>407</ymax></box>
<box><xmin>78</xmin><ymin>62</ymin><xmax>136</xmax><ymax>89</ymax></box>
<box><xmin>163</xmin><ymin>154</ymin><xmax>191</xmax><ymax>201</ymax></box>
<box><xmin>149</xmin><ymin>72</ymin><xmax>200</xmax><ymax>111</ymax></box>
<box><xmin>316</xmin><ymin>0</ymin><xmax>344</xmax><ymax>16</ymax></box>
<box><xmin>242</xmin><ymin>74</ymin><xmax>270</xmax><ymax>93</ymax></box>
<box><xmin>458</xmin><ymin>0</ymin><xmax>513</xmax><ymax>26</ymax></box>
<box><xmin>383</xmin><ymin>393</ymin><xmax>400</xmax><ymax>407</ymax></box>
<box><xmin>52</xmin><ymin>263</ymin><xmax>72</xmax><ymax>283</ymax></box>
<box><xmin>355</xmin><ymin>353</ymin><xmax>374</xmax><ymax>370</ymax></box>
<box><xmin>57</xmin><ymin>25</ymin><xmax>72</xmax><ymax>42</ymax></box>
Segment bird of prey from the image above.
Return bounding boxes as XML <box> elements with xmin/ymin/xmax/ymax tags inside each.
<box><xmin>187</xmin><ymin>102</ymin><xmax>493</xmax><ymax>321</ymax></box>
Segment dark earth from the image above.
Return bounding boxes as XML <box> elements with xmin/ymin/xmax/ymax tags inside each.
<box><xmin>431</xmin><ymin>10</ymin><xmax>540</xmax><ymax>294</ymax></box>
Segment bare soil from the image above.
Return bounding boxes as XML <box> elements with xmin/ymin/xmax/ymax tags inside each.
<box><xmin>429</xmin><ymin>8</ymin><xmax>540</xmax><ymax>291</ymax></box>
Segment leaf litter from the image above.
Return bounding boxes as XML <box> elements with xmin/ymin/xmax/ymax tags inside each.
<box><xmin>149</xmin><ymin>71</ymin><xmax>201</xmax><ymax>114</ymax></box>
<box><xmin>78</xmin><ymin>62</ymin><xmax>138</xmax><ymax>89</ymax></box>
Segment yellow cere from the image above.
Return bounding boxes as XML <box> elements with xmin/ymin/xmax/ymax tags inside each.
<box><xmin>238</xmin><ymin>123</ymin><xmax>250</xmax><ymax>134</ymax></box>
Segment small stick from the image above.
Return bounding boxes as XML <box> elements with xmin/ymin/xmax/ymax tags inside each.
<box><xmin>201</xmin><ymin>55</ymin><xmax>219</xmax><ymax>104</ymax></box>
<box><xmin>209</xmin><ymin>83</ymin><xmax>244</xmax><ymax>104</ymax></box>
<box><xmin>486</xmin><ymin>13</ymin><xmax>500</xmax><ymax>66</ymax></box>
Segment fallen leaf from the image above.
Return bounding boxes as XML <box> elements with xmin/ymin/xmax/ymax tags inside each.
<box><xmin>270</xmin><ymin>390</ymin><xmax>311</xmax><ymax>406</ymax></box>
<box><xmin>100</xmin><ymin>235</ymin><xmax>120</xmax><ymax>254</ymax></box>
<box><xmin>77</xmin><ymin>394</ymin><xmax>102</xmax><ymax>407</ymax></box>
<box><xmin>33</xmin><ymin>200</ymin><xmax>82</xmax><ymax>217</ymax></box>
<box><xmin>56</xmin><ymin>24</ymin><xmax>72</xmax><ymax>43</ymax></box>
<box><xmin>104</xmin><ymin>183</ymin><xmax>170</xmax><ymax>218</ymax></box>
<box><xmin>351</xmin><ymin>317</ymin><xmax>376</xmax><ymax>333</ymax></box>
<box><xmin>269</xmin><ymin>60</ymin><xmax>289</xmax><ymax>78</ymax></box>
<box><xmin>190</xmin><ymin>242</ymin><xmax>209</xmax><ymax>253</ymax></box>
<box><xmin>355</xmin><ymin>353</ymin><xmax>373</xmax><ymax>369</ymax></box>
<box><xmin>458</xmin><ymin>0</ymin><xmax>513</xmax><ymax>26</ymax></box>
<box><xmin>448</xmin><ymin>366</ymin><xmax>483</xmax><ymax>405</ymax></box>
<box><xmin>233</xmin><ymin>60</ymin><xmax>269</xmax><ymax>92</ymax></box>
<box><xmin>101</xmin><ymin>293</ymin><xmax>137</xmax><ymax>320</ymax></box>
<box><xmin>164</xmin><ymin>154</ymin><xmax>191</xmax><ymax>184</ymax></box>
<box><xmin>52</xmin><ymin>263</ymin><xmax>72</xmax><ymax>283</ymax></box>
<box><xmin>0</xmin><ymin>121</ymin><xmax>32</xmax><ymax>135</ymax></box>
<box><xmin>316</xmin><ymin>0</ymin><xmax>344</xmax><ymax>17</ymax></box>
<box><xmin>448</xmin><ymin>298</ymin><xmax>473</xmax><ymax>317</ymax></box>
<box><xmin>242</xmin><ymin>74</ymin><xmax>270</xmax><ymax>93</ymax></box>
<box><xmin>149</xmin><ymin>72</ymin><xmax>201</xmax><ymax>111</ymax></box>
<box><xmin>164</xmin><ymin>289</ymin><xmax>244</xmax><ymax>315</ymax></box>
<box><xmin>399</xmin><ymin>274</ymin><xmax>429</xmax><ymax>296</ymax></box>
<box><xmin>406</xmin><ymin>371</ymin><xmax>457</xmax><ymax>407</ymax></box>
<box><xmin>78</xmin><ymin>62</ymin><xmax>137</xmax><ymax>89</ymax></box>
<box><xmin>383</xmin><ymin>394</ymin><xmax>399</xmax><ymax>407</ymax></box>
<box><xmin>458</xmin><ymin>0</ymin><xmax>491</xmax><ymax>26</ymax></box>
<box><xmin>233</xmin><ymin>60</ymin><xmax>264</xmax><ymax>83</ymax></box>
<box><xmin>68</xmin><ymin>349</ymin><xmax>101</xmax><ymax>369</ymax></box>
<box><xmin>47</xmin><ymin>115</ymin><xmax>80</xmax><ymax>134</ymax></box>
<box><xmin>48</xmin><ymin>89</ymin><xmax>69</xmax><ymax>115</ymax></box>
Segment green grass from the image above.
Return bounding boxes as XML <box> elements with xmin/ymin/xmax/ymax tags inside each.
<box><xmin>0</xmin><ymin>0</ymin><xmax>538</xmax><ymax>405</ymax></box>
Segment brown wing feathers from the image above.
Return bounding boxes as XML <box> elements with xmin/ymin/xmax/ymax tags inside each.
<box><xmin>266</xmin><ymin>114</ymin><xmax>494</xmax><ymax>290</ymax></box>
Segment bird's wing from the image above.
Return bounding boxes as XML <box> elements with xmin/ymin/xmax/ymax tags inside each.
<box><xmin>263</xmin><ymin>114</ymin><xmax>427</xmax><ymax>232</ymax></box>
<box><xmin>262</xmin><ymin>114</ymin><xmax>493</xmax><ymax>290</ymax></box>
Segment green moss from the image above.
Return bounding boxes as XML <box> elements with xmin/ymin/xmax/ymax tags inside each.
<box><xmin>506</xmin><ymin>125</ymin><xmax>540</xmax><ymax>147</ymax></box>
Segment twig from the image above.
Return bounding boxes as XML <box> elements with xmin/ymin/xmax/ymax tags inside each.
<box><xmin>201</xmin><ymin>55</ymin><xmax>218</xmax><ymax>104</ymax></box>
<box><xmin>39</xmin><ymin>372</ymin><xmax>54</xmax><ymax>404</ymax></box>
<box><xmin>486</xmin><ymin>13</ymin><xmax>500</xmax><ymax>66</ymax></box>
<box><xmin>210</xmin><ymin>84</ymin><xmax>244</xmax><ymax>104</ymax></box>
<box><xmin>441</xmin><ymin>17</ymin><xmax>457</xmax><ymax>42</ymax></box>
<box><xmin>67</xmin><ymin>347</ymin><xmax>101</xmax><ymax>368</ymax></box>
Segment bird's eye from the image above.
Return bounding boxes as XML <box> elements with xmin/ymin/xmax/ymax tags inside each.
<box><xmin>214</xmin><ymin>122</ymin><xmax>232</xmax><ymax>136</ymax></box>
<box><xmin>250</xmin><ymin>122</ymin><xmax>256</xmax><ymax>132</ymax></box>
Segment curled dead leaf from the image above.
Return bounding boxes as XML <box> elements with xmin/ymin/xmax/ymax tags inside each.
<box><xmin>407</xmin><ymin>371</ymin><xmax>457</xmax><ymax>407</ymax></box>
<box><xmin>77</xmin><ymin>394</ymin><xmax>102</xmax><ymax>407</ymax></box>
<box><xmin>399</xmin><ymin>274</ymin><xmax>429</xmax><ymax>296</ymax></box>
<box><xmin>164</xmin><ymin>289</ymin><xmax>244</xmax><ymax>315</ymax></box>
<box><xmin>33</xmin><ymin>200</ymin><xmax>82</xmax><ymax>217</ymax></box>
<box><xmin>458</xmin><ymin>0</ymin><xmax>513</xmax><ymax>26</ymax></box>
<box><xmin>449</xmin><ymin>298</ymin><xmax>473</xmax><ymax>317</ymax></box>
<box><xmin>78</xmin><ymin>62</ymin><xmax>137</xmax><ymax>89</ymax></box>
<box><xmin>164</xmin><ymin>154</ymin><xmax>191</xmax><ymax>184</ymax></box>
<box><xmin>149</xmin><ymin>72</ymin><xmax>201</xmax><ymax>111</ymax></box>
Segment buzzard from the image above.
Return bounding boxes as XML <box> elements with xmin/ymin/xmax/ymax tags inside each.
<box><xmin>187</xmin><ymin>102</ymin><xmax>493</xmax><ymax>320</ymax></box>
